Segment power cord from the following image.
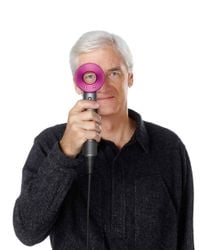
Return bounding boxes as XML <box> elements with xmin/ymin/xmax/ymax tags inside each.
<box><xmin>85</xmin><ymin>154</ymin><xmax>95</xmax><ymax>250</ymax></box>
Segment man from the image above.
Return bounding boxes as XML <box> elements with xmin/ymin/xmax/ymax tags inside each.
<box><xmin>13</xmin><ymin>31</ymin><xmax>194</xmax><ymax>249</ymax></box>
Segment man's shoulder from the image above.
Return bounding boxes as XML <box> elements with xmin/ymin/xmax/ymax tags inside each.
<box><xmin>130</xmin><ymin>109</ymin><xmax>184</xmax><ymax>150</ymax></box>
<box><xmin>144</xmin><ymin>120</ymin><xmax>180</xmax><ymax>139</ymax></box>
<box><xmin>144</xmin><ymin>120</ymin><xmax>184</xmax><ymax>149</ymax></box>
<box><xmin>35</xmin><ymin>123</ymin><xmax>67</xmax><ymax>144</ymax></box>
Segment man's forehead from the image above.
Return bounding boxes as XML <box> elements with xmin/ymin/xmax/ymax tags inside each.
<box><xmin>79</xmin><ymin>46</ymin><xmax>121</xmax><ymax>60</ymax></box>
<box><xmin>78</xmin><ymin>47</ymin><xmax>126</xmax><ymax>71</ymax></box>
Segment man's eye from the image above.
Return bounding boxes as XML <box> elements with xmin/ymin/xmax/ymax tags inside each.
<box><xmin>83</xmin><ymin>72</ymin><xmax>97</xmax><ymax>84</ymax></box>
<box><xmin>110</xmin><ymin>71</ymin><xmax>121</xmax><ymax>77</ymax></box>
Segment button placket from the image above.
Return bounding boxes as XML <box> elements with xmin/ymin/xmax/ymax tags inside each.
<box><xmin>111</xmin><ymin>157</ymin><xmax>125</xmax><ymax>239</ymax></box>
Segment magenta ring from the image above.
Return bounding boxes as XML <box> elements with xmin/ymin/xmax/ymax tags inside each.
<box><xmin>74</xmin><ymin>63</ymin><xmax>105</xmax><ymax>92</ymax></box>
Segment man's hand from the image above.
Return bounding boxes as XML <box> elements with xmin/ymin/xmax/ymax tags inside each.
<box><xmin>59</xmin><ymin>100</ymin><xmax>102</xmax><ymax>158</ymax></box>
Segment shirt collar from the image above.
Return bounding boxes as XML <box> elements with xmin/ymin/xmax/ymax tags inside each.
<box><xmin>128</xmin><ymin>109</ymin><xmax>150</xmax><ymax>153</ymax></box>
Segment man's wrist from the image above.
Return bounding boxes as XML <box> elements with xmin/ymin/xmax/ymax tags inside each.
<box><xmin>59</xmin><ymin>140</ymin><xmax>77</xmax><ymax>159</ymax></box>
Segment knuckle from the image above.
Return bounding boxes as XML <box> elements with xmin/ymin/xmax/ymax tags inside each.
<box><xmin>95</xmin><ymin>133</ymin><xmax>101</xmax><ymax>142</ymax></box>
<box><xmin>93</xmin><ymin>121</ymin><xmax>99</xmax><ymax>129</ymax></box>
<box><xmin>93</xmin><ymin>131</ymin><xmax>97</xmax><ymax>137</ymax></box>
<box><xmin>88</xmin><ymin>110</ymin><xmax>95</xmax><ymax>119</ymax></box>
<box><xmin>79</xmin><ymin>100</ymin><xmax>84</xmax><ymax>107</ymax></box>
<box><xmin>76</xmin><ymin>100</ymin><xmax>82</xmax><ymax>106</ymax></box>
<box><xmin>92</xmin><ymin>121</ymin><xmax>97</xmax><ymax>130</ymax></box>
<box><xmin>95</xmin><ymin>114</ymin><xmax>101</xmax><ymax>122</ymax></box>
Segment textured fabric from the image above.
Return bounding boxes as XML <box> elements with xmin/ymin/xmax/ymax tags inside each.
<box><xmin>13</xmin><ymin>110</ymin><xmax>194</xmax><ymax>249</ymax></box>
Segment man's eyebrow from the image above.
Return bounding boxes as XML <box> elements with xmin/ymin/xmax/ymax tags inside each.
<box><xmin>107</xmin><ymin>66</ymin><xmax>122</xmax><ymax>72</ymax></box>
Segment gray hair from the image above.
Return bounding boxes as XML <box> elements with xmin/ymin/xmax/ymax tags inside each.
<box><xmin>69</xmin><ymin>30</ymin><xmax>133</xmax><ymax>74</ymax></box>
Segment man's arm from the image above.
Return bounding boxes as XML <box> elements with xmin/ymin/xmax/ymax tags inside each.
<box><xmin>13</xmin><ymin>137</ymin><xmax>80</xmax><ymax>246</ymax></box>
<box><xmin>178</xmin><ymin>144</ymin><xmax>194</xmax><ymax>250</ymax></box>
<box><xmin>13</xmin><ymin>99</ymin><xmax>101</xmax><ymax>246</ymax></box>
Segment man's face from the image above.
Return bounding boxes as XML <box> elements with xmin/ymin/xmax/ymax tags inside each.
<box><xmin>76</xmin><ymin>46</ymin><xmax>133</xmax><ymax>116</ymax></box>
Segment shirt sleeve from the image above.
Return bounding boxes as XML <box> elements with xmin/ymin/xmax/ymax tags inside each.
<box><xmin>13</xmin><ymin>136</ymin><xmax>83</xmax><ymax>246</ymax></box>
<box><xmin>178</xmin><ymin>143</ymin><xmax>194</xmax><ymax>250</ymax></box>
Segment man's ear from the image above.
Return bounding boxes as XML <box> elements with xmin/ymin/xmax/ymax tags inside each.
<box><xmin>128</xmin><ymin>73</ymin><xmax>133</xmax><ymax>87</ymax></box>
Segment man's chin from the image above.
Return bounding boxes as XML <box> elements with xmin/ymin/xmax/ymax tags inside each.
<box><xmin>97</xmin><ymin>107</ymin><xmax>117</xmax><ymax>116</ymax></box>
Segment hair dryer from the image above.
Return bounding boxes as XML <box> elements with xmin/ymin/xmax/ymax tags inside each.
<box><xmin>74</xmin><ymin>63</ymin><xmax>105</xmax><ymax>173</ymax></box>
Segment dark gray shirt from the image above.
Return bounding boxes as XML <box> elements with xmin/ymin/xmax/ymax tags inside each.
<box><xmin>13</xmin><ymin>110</ymin><xmax>194</xmax><ymax>249</ymax></box>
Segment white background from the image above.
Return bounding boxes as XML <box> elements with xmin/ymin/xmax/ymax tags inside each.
<box><xmin>0</xmin><ymin>0</ymin><xmax>207</xmax><ymax>249</ymax></box>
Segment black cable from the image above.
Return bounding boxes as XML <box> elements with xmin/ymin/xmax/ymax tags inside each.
<box><xmin>86</xmin><ymin>172</ymin><xmax>92</xmax><ymax>250</ymax></box>
<box><xmin>82</xmin><ymin>91</ymin><xmax>97</xmax><ymax>249</ymax></box>
<box><xmin>86</xmin><ymin>156</ymin><xmax>95</xmax><ymax>250</ymax></box>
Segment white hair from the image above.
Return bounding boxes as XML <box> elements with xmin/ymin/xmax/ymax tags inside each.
<box><xmin>69</xmin><ymin>30</ymin><xmax>133</xmax><ymax>74</ymax></box>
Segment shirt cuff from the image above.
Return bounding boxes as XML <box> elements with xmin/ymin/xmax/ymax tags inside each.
<box><xmin>46</xmin><ymin>141</ymin><xmax>86</xmax><ymax>175</ymax></box>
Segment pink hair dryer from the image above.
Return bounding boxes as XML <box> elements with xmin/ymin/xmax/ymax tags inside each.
<box><xmin>74</xmin><ymin>63</ymin><xmax>105</xmax><ymax>172</ymax></box>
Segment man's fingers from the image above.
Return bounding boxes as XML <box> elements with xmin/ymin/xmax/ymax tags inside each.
<box><xmin>61</xmin><ymin>99</ymin><xmax>102</xmax><ymax>158</ymax></box>
<box><xmin>85</xmin><ymin>130</ymin><xmax>102</xmax><ymax>142</ymax></box>
<box><xmin>70</xmin><ymin>109</ymin><xmax>101</xmax><ymax>124</ymax></box>
<box><xmin>77</xmin><ymin>121</ymin><xmax>102</xmax><ymax>133</ymax></box>
<box><xmin>71</xmin><ymin>100</ymin><xmax>99</xmax><ymax>113</ymax></box>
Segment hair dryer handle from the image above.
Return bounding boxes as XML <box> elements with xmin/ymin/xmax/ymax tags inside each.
<box><xmin>82</xmin><ymin>92</ymin><xmax>98</xmax><ymax>162</ymax></box>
